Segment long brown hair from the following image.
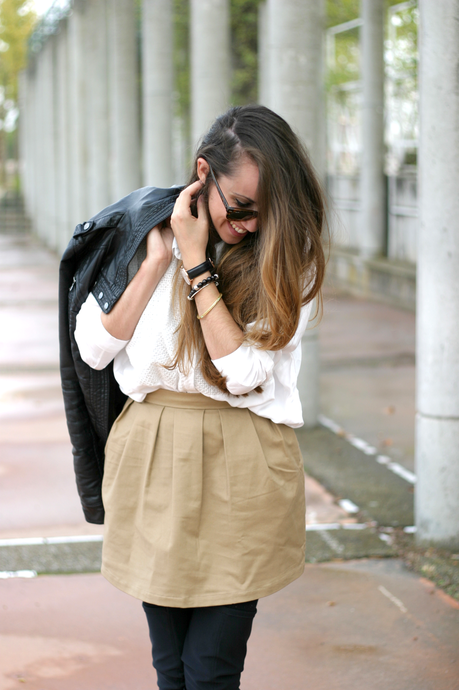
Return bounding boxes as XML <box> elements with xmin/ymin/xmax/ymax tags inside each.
<box><xmin>170</xmin><ymin>105</ymin><xmax>326</xmax><ymax>394</ymax></box>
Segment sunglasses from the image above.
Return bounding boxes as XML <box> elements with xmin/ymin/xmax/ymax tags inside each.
<box><xmin>207</xmin><ymin>163</ymin><xmax>258</xmax><ymax>222</ymax></box>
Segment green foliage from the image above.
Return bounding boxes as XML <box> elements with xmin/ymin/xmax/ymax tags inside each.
<box><xmin>326</xmin><ymin>0</ymin><xmax>360</xmax><ymax>29</ymax></box>
<box><xmin>0</xmin><ymin>0</ymin><xmax>36</xmax><ymax>102</ymax></box>
<box><xmin>174</xmin><ymin>0</ymin><xmax>190</xmax><ymax>122</ymax></box>
<box><xmin>326</xmin><ymin>0</ymin><xmax>418</xmax><ymax>92</ymax></box>
<box><xmin>230</xmin><ymin>0</ymin><xmax>260</xmax><ymax>106</ymax></box>
<box><xmin>173</xmin><ymin>0</ymin><xmax>260</xmax><ymax>123</ymax></box>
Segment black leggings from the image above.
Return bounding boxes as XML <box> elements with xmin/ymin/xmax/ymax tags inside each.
<box><xmin>142</xmin><ymin>600</ymin><xmax>258</xmax><ymax>690</ymax></box>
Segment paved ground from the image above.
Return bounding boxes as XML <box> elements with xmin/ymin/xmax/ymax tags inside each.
<box><xmin>0</xmin><ymin>233</ymin><xmax>102</xmax><ymax>540</ymax></box>
<box><xmin>1</xmin><ymin>230</ymin><xmax>458</xmax><ymax>690</ymax></box>
<box><xmin>319</xmin><ymin>285</ymin><xmax>416</xmax><ymax>472</ymax></box>
<box><xmin>1</xmin><ymin>562</ymin><xmax>458</xmax><ymax>690</ymax></box>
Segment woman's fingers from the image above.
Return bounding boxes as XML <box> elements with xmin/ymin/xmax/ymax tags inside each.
<box><xmin>171</xmin><ymin>181</ymin><xmax>208</xmax><ymax>266</ymax></box>
<box><xmin>174</xmin><ymin>180</ymin><xmax>204</xmax><ymax>216</ymax></box>
<box><xmin>181</xmin><ymin>179</ymin><xmax>204</xmax><ymax>200</ymax></box>
<box><xmin>196</xmin><ymin>193</ymin><xmax>206</xmax><ymax>220</ymax></box>
<box><xmin>145</xmin><ymin>225</ymin><xmax>173</xmax><ymax>268</ymax></box>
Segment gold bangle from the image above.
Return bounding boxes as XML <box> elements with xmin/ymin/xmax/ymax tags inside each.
<box><xmin>197</xmin><ymin>293</ymin><xmax>223</xmax><ymax>320</ymax></box>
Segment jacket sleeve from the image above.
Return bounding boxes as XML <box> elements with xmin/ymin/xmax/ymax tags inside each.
<box><xmin>75</xmin><ymin>292</ymin><xmax>129</xmax><ymax>370</ymax></box>
<box><xmin>211</xmin><ymin>301</ymin><xmax>313</xmax><ymax>395</ymax></box>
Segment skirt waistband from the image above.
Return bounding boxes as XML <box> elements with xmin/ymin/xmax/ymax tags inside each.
<box><xmin>143</xmin><ymin>389</ymin><xmax>233</xmax><ymax>410</ymax></box>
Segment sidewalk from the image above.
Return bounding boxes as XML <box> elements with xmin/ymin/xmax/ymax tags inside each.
<box><xmin>1</xmin><ymin>230</ymin><xmax>458</xmax><ymax>690</ymax></box>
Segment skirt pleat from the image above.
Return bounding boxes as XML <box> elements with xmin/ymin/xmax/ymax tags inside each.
<box><xmin>101</xmin><ymin>389</ymin><xmax>306</xmax><ymax>607</ymax></box>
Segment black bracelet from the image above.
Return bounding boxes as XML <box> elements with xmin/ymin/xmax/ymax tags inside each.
<box><xmin>186</xmin><ymin>258</ymin><xmax>215</xmax><ymax>281</ymax></box>
<box><xmin>187</xmin><ymin>274</ymin><xmax>219</xmax><ymax>301</ymax></box>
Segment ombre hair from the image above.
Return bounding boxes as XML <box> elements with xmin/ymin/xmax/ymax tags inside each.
<box><xmin>170</xmin><ymin>104</ymin><xmax>326</xmax><ymax>394</ymax></box>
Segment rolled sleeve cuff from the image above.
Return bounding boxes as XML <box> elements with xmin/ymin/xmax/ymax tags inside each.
<box><xmin>75</xmin><ymin>293</ymin><xmax>129</xmax><ymax>370</ymax></box>
<box><xmin>212</xmin><ymin>345</ymin><xmax>275</xmax><ymax>396</ymax></box>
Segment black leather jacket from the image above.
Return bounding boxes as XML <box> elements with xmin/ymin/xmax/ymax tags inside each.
<box><xmin>59</xmin><ymin>185</ymin><xmax>182</xmax><ymax>524</ymax></box>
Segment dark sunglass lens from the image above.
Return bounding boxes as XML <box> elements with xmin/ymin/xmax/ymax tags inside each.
<box><xmin>228</xmin><ymin>209</ymin><xmax>257</xmax><ymax>221</ymax></box>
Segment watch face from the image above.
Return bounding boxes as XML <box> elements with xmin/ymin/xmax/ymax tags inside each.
<box><xmin>180</xmin><ymin>266</ymin><xmax>191</xmax><ymax>285</ymax></box>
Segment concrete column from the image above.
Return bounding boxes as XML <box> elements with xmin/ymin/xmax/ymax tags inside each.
<box><xmin>268</xmin><ymin>0</ymin><xmax>325</xmax><ymax>174</ymax></box>
<box><xmin>85</xmin><ymin>0</ymin><xmax>110</xmax><ymax>216</ymax></box>
<box><xmin>41</xmin><ymin>38</ymin><xmax>58</xmax><ymax>248</ymax></box>
<box><xmin>30</xmin><ymin>59</ymin><xmax>42</xmax><ymax>236</ymax></box>
<box><xmin>190</xmin><ymin>0</ymin><xmax>230</xmax><ymax>147</ymax></box>
<box><xmin>360</xmin><ymin>0</ymin><xmax>385</xmax><ymax>258</ymax></box>
<box><xmin>297</xmin><ymin>309</ymin><xmax>320</xmax><ymax>427</ymax></box>
<box><xmin>25</xmin><ymin>69</ymin><xmax>36</xmax><ymax>226</ymax></box>
<box><xmin>268</xmin><ymin>0</ymin><xmax>325</xmax><ymax>427</ymax></box>
<box><xmin>141</xmin><ymin>0</ymin><xmax>173</xmax><ymax>187</ymax></box>
<box><xmin>108</xmin><ymin>0</ymin><xmax>141</xmax><ymax>200</ymax></box>
<box><xmin>416</xmin><ymin>0</ymin><xmax>459</xmax><ymax>548</ymax></box>
<box><xmin>258</xmin><ymin>1</ymin><xmax>270</xmax><ymax>106</ymax></box>
<box><xmin>32</xmin><ymin>52</ymin><xmax>43</xmax><ymax>238</ymax></box>
<box><xmin>17</xmin><ymin>71</ymin><xmax>28</xmax><ymax>211</ymax></box>
<box><xmin>68</xmin><ymin>0</ymin><xmax>88</xmax><ymax>226</ymax></box>
<box><xmin>55</xmin><ymin>20</ymin><xmax>70</xmax><ymax>253</ymax></box>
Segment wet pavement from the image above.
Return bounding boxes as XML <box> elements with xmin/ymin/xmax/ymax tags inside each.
<box><xmin>319</xmin><ymin>287</ymin><xmax>416</xmax><ymax>471</ymax></box>
<box><xmin>1</xmin><ymin>229</ymin><xmax>458</xmax><ymax>690</ymax></box>
<box><xmin>0</xmin><ymin>233</ymin><xmax>103</xmax><ymax>540</ymax></box>
<box><xmin>1</xmin><ymin>562</ymin><xmax>458</xmax><ymax>690</ymax></box>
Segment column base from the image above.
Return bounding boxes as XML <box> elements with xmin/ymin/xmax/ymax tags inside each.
<box><xmin>415</xmin><ymin>414</ymin><xmax>459</xmax><ymax>549</ymax></box>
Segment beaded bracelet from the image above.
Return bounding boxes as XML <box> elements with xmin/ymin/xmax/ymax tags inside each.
<box><xmin>187</xmin><ymin>273</ymin><xmax>219</xmax><ymax>301</ymax></box>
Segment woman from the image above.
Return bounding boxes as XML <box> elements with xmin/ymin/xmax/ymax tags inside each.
<box><xmin>75</xmin><ymin>104</ymin><xmax>325</xmax><ymax>690</ymax></box>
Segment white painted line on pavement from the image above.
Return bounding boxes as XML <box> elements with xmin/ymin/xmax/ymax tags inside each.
<box><xmin>319</xmin><ymin>530</ymin><xmax>345</xmax><ymax>555</ymax></box>
<box><xmin>379</xmin><ymin>533</ymin><xmax>393</xmax><ymax>545</ymax></box>
<box><xmin>378</xmin><ymin>585</ymin><xmax>408</xmax><ymax>613</ymax></box>
<box><xmin>318</xmin><ymin>416</ymin><xmax>417</xmax><ymax>484</ymax></box>
<box><xmin>306</xmin><ymin>523</ymin><xmax>370</xmax><ymax>531</ymax></box>
<box><xmin>0</xmin><ymin>570</ymin><xmax>37</xmax><ymax>579</ymax></box>
<box><xmin>387</xmin><ymin>462</ymin><xmax>416</xmax><ymax>484</ymax></box>
<box><xmin>0</xmin><ymin>535</ymin><xmax>103</xmax><ymax>547</ymax></box>
<box><xmin>317</xmin><ymin>415</ymin><xmax>343</xmax><ymax>435</ymax></box>
<box><xmin>339</xmin><ymin>499</ymin><xmax>360</xmax><ymax>514</ymax></box>
<box><xmin>348</xmin><ymin>436</ymin><xmax>378</xmax><ymax>455</ymax></box>
<box><xmin>306</xmin><ymin>523</ymin><xmax>371</xmax><ymax>532</ymax></box>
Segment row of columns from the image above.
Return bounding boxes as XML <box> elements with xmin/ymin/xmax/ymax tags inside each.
<box><xmin>20</xmin><ymin>0</ymin><xmax>388</xmax><ymax>257</ymax></box>
<box><xmin>19</xmin><ymin>0</ymin><xmax>459</xmax><ymax>547</ymax></box>
<box><xmin>21</xmin><ymin>0</ymin><xmax>330</xmax><ymax>256</ymax></box>
<box><xmin>20</xmin><ymin>0</ymin><xmax>173</xmax><ymax>255</ymax></box>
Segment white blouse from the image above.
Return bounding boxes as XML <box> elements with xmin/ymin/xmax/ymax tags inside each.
<box><xmin>75</xmin><ymin>240</ymin><xmax>312</xmax><ymax>428</ymax></box>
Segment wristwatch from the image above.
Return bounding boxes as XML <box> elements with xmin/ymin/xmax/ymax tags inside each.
<box><xmin>180</xmin><ymin>258</ymin><xmax>215</xmax><ymax>285</ymax></box>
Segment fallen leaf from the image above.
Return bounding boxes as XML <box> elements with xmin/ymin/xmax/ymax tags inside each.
<box><xmin>383</xmin><ymin>405</ymin><xmax>395</xmax><ymax>415</ymax></box>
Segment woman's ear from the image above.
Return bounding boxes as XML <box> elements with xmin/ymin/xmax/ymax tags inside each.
<box><xmin>196</xmin><ymin>157</ymin><xmax>210</xmax><ymax>184</ymax></box>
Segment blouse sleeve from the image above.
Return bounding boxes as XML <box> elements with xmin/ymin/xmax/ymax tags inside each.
<box><xmin>74</xmin><ymin>292</ymin><xmax>130</xmax><ymax>370</ymax></box>
<box><xmin>211</xmin><ymin>300</ymin><xmax>313</xmax><ymax>395</ymax></box>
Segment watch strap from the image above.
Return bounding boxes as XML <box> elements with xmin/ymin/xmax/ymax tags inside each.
<box><xmin>186</xmin><ymin>258</ymin><xmax>214</xmax><ymax>280</ymax></box>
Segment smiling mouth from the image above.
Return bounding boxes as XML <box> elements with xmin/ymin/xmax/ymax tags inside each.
<box><xmin>229</xmin><ymin>220</ymin><xmax>247</xmax><ymax>235</ymax></box>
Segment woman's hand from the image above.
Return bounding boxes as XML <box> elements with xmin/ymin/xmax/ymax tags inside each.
<box><xmin>100</xmin><ymin>224</ymin><xmax>174</xmax><ymax>341</ymax></box>
<box><xmin>144</xmin><ymin>223</ymin><xmax>174</xmax><ymax>274</ymax></box>
<box><xmin>170</xmin><ymin>180</ymin><xmax>208</xmax><ymax>268</ymax></box>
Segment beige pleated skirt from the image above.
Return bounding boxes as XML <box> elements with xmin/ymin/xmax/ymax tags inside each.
<box><xmin>101</xmin><ymin>389</ymin><xmax>306</xmax><ymax>608</ymax></box>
